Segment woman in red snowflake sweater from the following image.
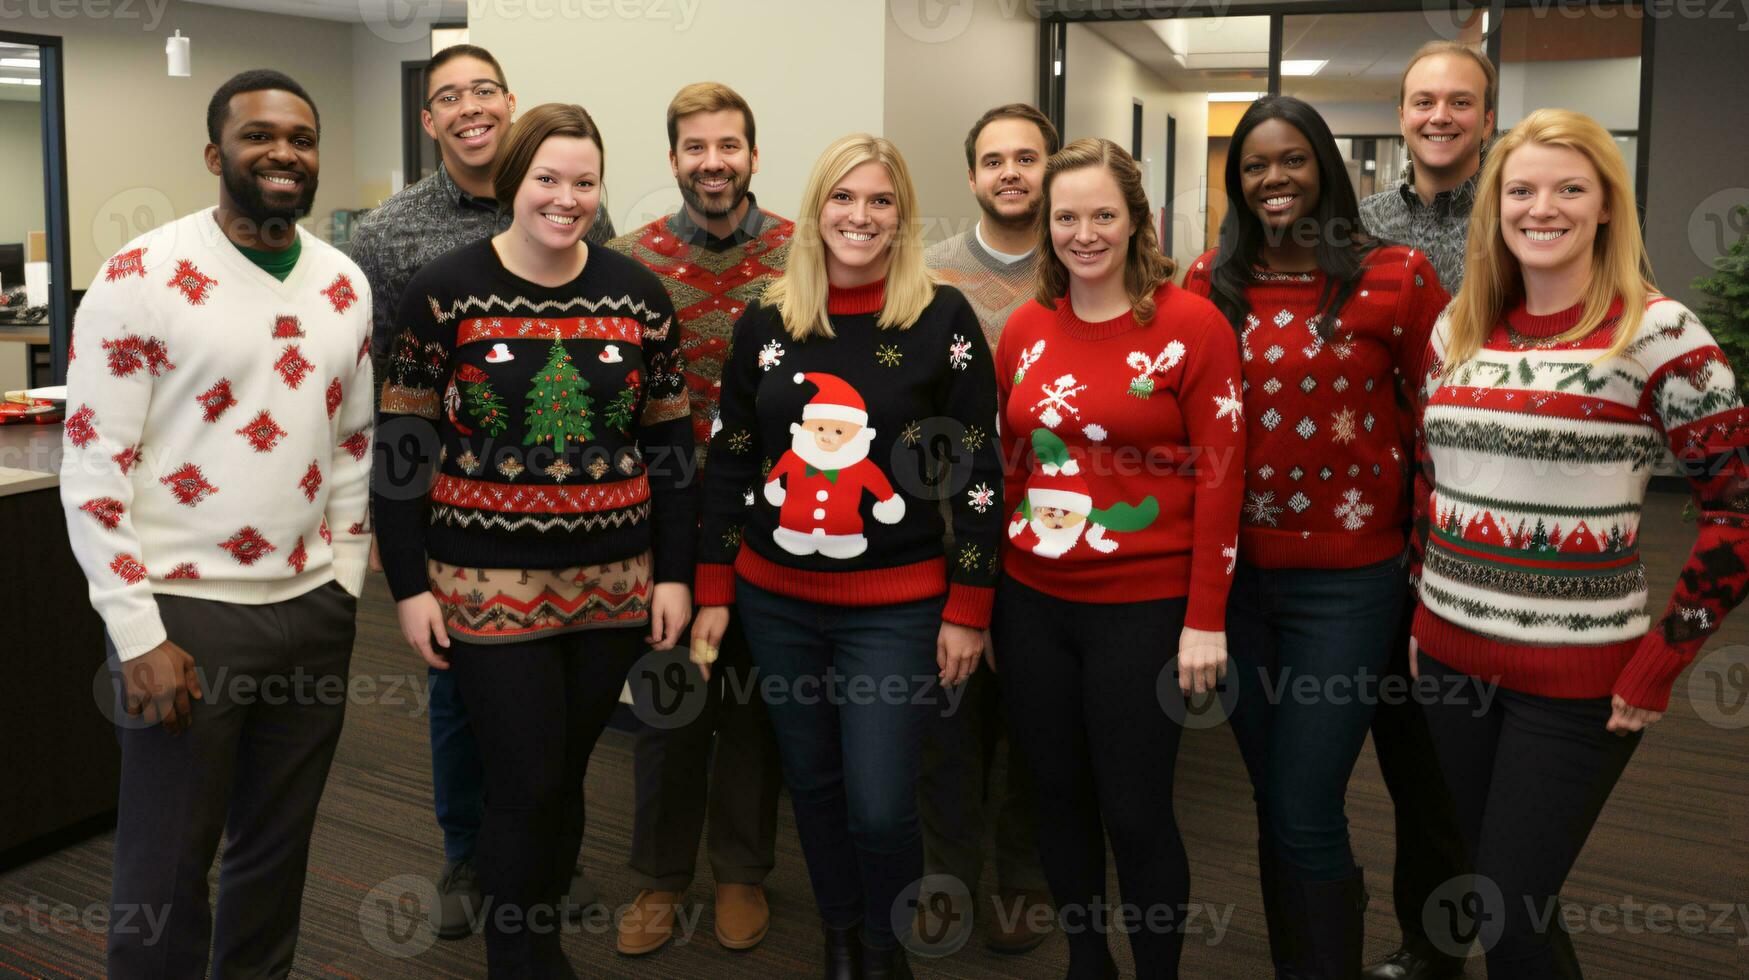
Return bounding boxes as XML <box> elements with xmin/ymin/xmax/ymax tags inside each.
<box><xmin>372</xmin><ymin>104</ymin><xmax>694</xmax><ymax>978</ymax></box>
<box><xmin>1412</xmin><ymin>109</ymin><xmax>1749</xmax><ymax>979</ymax></box>
<box><xmin>993</xmin><ymin>138</ymin><xmax>1243</xmax><ymax>978</ymax></box>
<box><xmin>1180</xmin><ymin>95</ymin><xmax>1448</xmax><ymax>979</ymax></box>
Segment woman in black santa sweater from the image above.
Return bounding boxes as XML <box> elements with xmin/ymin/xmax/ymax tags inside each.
<box><xmin>693</xmin><ymin>133</ymin><xmax>1003</xmax><ymax>980</ymax></box>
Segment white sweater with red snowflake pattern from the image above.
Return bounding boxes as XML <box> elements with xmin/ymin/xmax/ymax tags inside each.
<box><xmin>60</xmin><ymin>208</ymin><xmax>374</xmax><ymax>661</ymax></box>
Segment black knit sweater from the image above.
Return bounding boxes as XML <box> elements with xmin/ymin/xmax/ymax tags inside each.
<box><xmin>373</xmin><ymin>239</ymin><xmax>695</xmax><ymax>601</ymax></box>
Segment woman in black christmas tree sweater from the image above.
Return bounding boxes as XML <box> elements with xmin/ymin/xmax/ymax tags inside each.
<box><xmin>373</xmin><ymin>104</ymin><xmax>694</xmax><ymax>979</ymax></box>
<box><xmin>692</xmin><ymin>134</ymin><xmax>1002</xmax><ymax>980</ymax></box>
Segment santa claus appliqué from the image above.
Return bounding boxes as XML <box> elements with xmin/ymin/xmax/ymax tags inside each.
<box><xmin>765</xmin><ymin>372</ymin><xmax>905</xmax><ymax>559</ymax></box>
<box><xmin>1008</xmin><ymin>428</ymin><xmax>1157</xmax><ymax>559</ymax></box>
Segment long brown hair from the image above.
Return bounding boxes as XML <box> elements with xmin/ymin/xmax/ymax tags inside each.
<box><xmin>1034</xmin><ymin>138</ymin><xmax>1175</xmax><ymax>323</ymax></box>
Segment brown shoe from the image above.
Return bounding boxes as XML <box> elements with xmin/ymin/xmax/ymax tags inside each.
<box><xmin>617</xmin><ymin>889</ymin><xmax>683</xmax><ymax>955</ymax></box>
<box><xmin>714</xmin><ymin>883</ymin><xmax>770</xmax><ymax>950</ymax></box>
<box><xmin>985</xmin><ymin>887</ymin><xmax>1053</xmax><ymax>954</ymax></box>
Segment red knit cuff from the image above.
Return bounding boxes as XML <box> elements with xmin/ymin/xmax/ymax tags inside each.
<box><xmin>1185</xmin><ymin>585</ymin><xmax>1228</xmax><ymax>633</ymax></box>
<box><xmin>1611</xmin><ymin>632</ymin><xmax>1689</xmax><ymax>713</ymax></box>
<box><xmin>694</xmin><ymin>563</ymin><xmax>737</xmax><ymax>607</ymax></box>
<box><xmin>942</xmin><ymin>583</ymin><xmax>994</xmax><ymax>630</ymax></box>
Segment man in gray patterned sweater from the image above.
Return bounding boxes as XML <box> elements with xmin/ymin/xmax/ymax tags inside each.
<box><xmin>344</xmin><ymin>42</ymin><xmax>614</xmax><ymax>941</ymax></box>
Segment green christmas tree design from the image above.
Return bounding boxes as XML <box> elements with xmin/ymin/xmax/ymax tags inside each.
<box><xmin>604</xmin><ymin>385</ymin><xmax>638</xmax><ymax>432</ymax></box>
<box><xmin>457</xmin><ymin>365</ymin><xmax>508</xmax><ymax>436</ymax></box>
<box><xmin>523</xmin><ymin>338</ymin><xmax>593</xmax><ymax>451</ymax></box>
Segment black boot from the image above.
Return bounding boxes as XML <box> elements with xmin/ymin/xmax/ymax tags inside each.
<box><xmin>823</xmin><ymin>922</ymin><xmax>860</xmax><ymax>980</ymax></box>
<box><xmin>861</xmin><ymin>941</ymin><xmax>914</xmax><ymax>980</ymax></box>
<box><xmin>1285</xmin><ymin>867</ymin><xmax>1368</xmax><ymax>979</ymax></box>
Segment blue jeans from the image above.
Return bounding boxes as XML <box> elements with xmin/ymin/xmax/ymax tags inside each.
<box><xmin>1225</xmin><ymin>554</ymin><xmax>1407</xmax><ymax>879</ymax></box>
<box><xmin>735</xmin><ymin>579</ymin><xmax>945</xmax><ymax>951</ymax></box>
<box><xmin>428</xmin><ymin>665</ymin><xmax>484</xmax><ymax>863</ymax></box>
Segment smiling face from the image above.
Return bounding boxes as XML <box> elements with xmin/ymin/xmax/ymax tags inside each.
<box><xmin>819</xmin><ymin>160</ymin><xmax>900</xmax><ymax>287</ymax></box>
<box><xmin>1498</xmin><ymin>141</ymin><xmax>1609</xmax><ymax>282</ymax></box>
<box><xmin>1400</xmin><ymin>52</ymin><xmax>1493</xmax><ymax>180</ymax></box>
<box><xmin>970</xmin><ymin>116</ymin><xmax>1049</xmax><ymax>230</ymax></box>
<box><xmin>1048</xmin><ymin>165</ymin><xmax>1131</xmax><ymax>286</ymax></box>
<box><xmin>804</xmin><ymin>418</ymin><xmax>862</xmax><ymax>453</ymax></box>
<box><xmin>671</xmin><ymin>108</ymin><xmax>757</xmax><ymax>221</ymax></box>
<box><xmin>1239</xmin><ymin>118</ymin><xmax>1320</xmax><ymax>237</ymax></box>
<box><xmin>1035</xmin><ymin>505</ymin><xmax>1085</xmax><ymax>530</ymax></box>
<box><xmin>422</xmin><ymin>56</ymin><xmax>515</xmax><ymax>176</ymax></box>
<box><xmin>510</xmin><ymin>136</ymin><xmax>602</xmax><ymax>252</ymax></box>
<box><xmin>207</xmin><ymin>88</ymin><xmax>320</xmax><ymax>226</ymax></box>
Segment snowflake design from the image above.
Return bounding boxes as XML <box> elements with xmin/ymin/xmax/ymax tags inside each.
<box><xmin>497</xmin><ymin>456</ymin><xmax>525</xmax><ymax>481</ymax></box>
<box><xmin>1332</xmin><ymin>376</ymin><xmax>1350</xmax><ymax>393</ymax></box>
<box><xmin>1264</xmin><ymin>345</ymin><xmax>1285</xmax><ymax>364</ymax></box>
<box><xmin>1363</xmin><ymin>412</ymin><xmax>1376</xmax><ymax>433</ymax></box>
<box><xmin>546</xmin><ymin>458</ymin><xmax>575</xmax><ymax>482</ymax></box>
<box><xmin>876</xmin><ymin>344</ymin><xmax>903</xmax><ymax>367</ymax></box>
<box><xmin>962</xmin><ymin>425</ymin><xmax>988</xmax><ymax>452</ymax></box>
<box><xmin>162</xmin><ymin>463</ymin><xmax>219</xmax><ymax>507</ymax></box>
<box><xmin>958</xmin><ymin>543</ymin><xmax>982</xmax><ymax>571</ymax></box>
<box><xmin>1256</xmin><ymin>464</ymin><xmax>1275</xmax><ymax>481</ymax></box>
<box><xmin>1034</xmin><ymin>374</ymin><xmax>1086</xmax><ymax>427</ymax></box>
<box><xmin>237</xmin><ymin>410</ymin><xmax>287</xmax><ymax>452</ymax></box>
<box><xmin>272</xmin><ymin>315</ymin><xmax>304</xmax><ymax>339</ymax></box>
<box><xmin>1244</xmin><ymin>491</ymin><xmax>1283</xmax><ymax>527</ymax></box>
<box><xmin>1223</xmin><ymin>540</ymin><xmax>1238</xmax><ymax>575</ymax></box>
<box><xmin>948</xmin><ymin>334</ymin><xmax>973</xmax><ymax>371</ymax></box>
<box><xmin>724</xmin><ymin>525</ymin><xmax>743</xmax><ymax>549</ymax></box>
<box><xmin>1084</xmin><ymin>423</ymin><xmax>1108</xmax><ymax>442</ymax></box>
<box><xmin>728</xmin><ymin>429</ymin><xmax>752</xmax><ymax>454</ymax></box>
<box><xmin>1289</xmin><ymin>466</ymin><xmax>1304</xmax><ymax>481</ymax></box>
<box><xmin>1287</xmin><ymin>492</ymin><xmax>1311</xmax><ymax>514</ymax></box>
<box><xmin>1261</xmin><ymin>378</ymin><xmax>1281</xmax><ymax>395</ymax></box>
<box><xmin>196</xmin><ymin>379</ymin><xmax>236</xmax><ymax>422</ymax></box>
<box><xmin>1299</xmin><ymin>375</ymin><xmax>1317</xmax><ymax>394</ymax></box>
<box><xmin>456</xmin><ymin>450</ymin><xmax>481</xmax><ymax>476</ymax></box>
<box><xmin>80</xmin><ymin>496</ymin><xmax>126</xmax><ymax>530</ymax></box>
<box><xmin>113</xmin><ymin>445</ymin><xmax>141</xmax><ymax>474</ymax></box>
<box><xmin>1212</xmin><ymin>380</ymin><xmax>1243</xmax><ymax>432</ymax></box>
<box><xmin>1273</xmin><ymin>309</ymin><xmax>1294</xmax><ymax>328</ymax></box>
<box><xmin>1295</xmin><ymin>416</ymin><xmax>1317</xmax><ymax>440</ymax></box>
<box><xmin>1329</xmin><ymin>408</ymin><xmax>1358</xmax><ymax>445</ymax></box>
<box><xmin>105</xmin><ymin>248</ymin><xmax>146</xmax><ymax>281</ymax></box>
<box><xmin>1319</xmin><ymin>467</ymin><xmax>1333</xmax><ymax>481</ymax></box>
<box><xmin>757</xmin><ymin>340</ymin><xmax>786</xmax><ymax>371</ymax></box>
<box><xmin>340</xmin><ymin>430</ymin><xmax>370</xmax><ymax>461</ymax></box>
<box><xmin>165</xmin><ymin>562</ymin><xmax>200</xmax><ymax>580</ymax></box>
<box><xmin>587</xmin><ymin>456</ymin><xmax>612</xmax><ymax>479</ymax></box>
<box><xmin>319</xmin><ymin>518</ymin><xmax>332</xmax><ymax>545</ymax></box>
<box><xmin>286</xmin><ymin>536</ymin><xmax>309</xmax><ymax>574</ymax></box>
<box><xmin>109</xmin><ymin>553</ymin><xmax>147</xmax><ymax>584</ymax></box>
<box><xmin>65</xmin><ymin>405</ymin><xmax>98</xmax><ymax>447</ymax></box>
<box><xmin>967</xmin><ymin>482</ymin><xmax>995</xmax><ymax>513</ymax></box>
<box><xmin>1334</xmin><ymin>488</ymin><xmax>1374</xmax><ymax>530</ymax></box>
<box><xmin>1331</xmin><ymin>341</ymin><xmax>1356</xmax><ymax>360</ymax></box>
<box><xmin>296</xmin><ymin>460</ymin><xmax>324</xmax><ymax>501</ymax></box>
<box><xmin>275</xmin><ymin>345</ymin><xmax>314</xmax><ymax>389</ymax></box>
<box><xmin>900</xmin><ymin>421</ymin><xmax>921</xmax><ymax>446</ymax></box>
<box><xmin>167</xmin><ymin>259</ymin><xmax>217</xmax><ymax>305</ymax></box>
<box><xmin>618</xmin><ymin>453</ymin><xmax>639</xmax><ymax>476</ymax></box>
<box><xmin>321</xmin><ymin>273</ymin><xmax>358</xmax><ymax>314</ymax></box>
<box><xmin>219</xmin><ymin>526</ymin><xmax>276</xmax><ymax>566</ymax></box>
<box><xmin>325</xmin><ymin>378</ymin><xmax>343</xmax><ymax>419</ymax></box>
<box><xmin>1260</xmin><ymin>407</ymin><xmax>1282</xmax><ymax>431</ymax></box>
<box><xmin>103</xmin><ymin>334</ymin><xmax>175</xmax><ymax>378</ymax></box>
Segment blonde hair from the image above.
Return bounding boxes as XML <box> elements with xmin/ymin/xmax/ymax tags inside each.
<box><xmin>1035</xmin><ymin>138</ymin><xmax>1175</xmax><ymax>323</ymax></box>
<box><xmin>1442</xmin><ymin>108</ymin><xmax>1654</xmax><ymax>367</ymax></box>
<box><xmin>764</xmin><ymin>134</ymin><xmax>935</xmax><ymax>341</ymax></box>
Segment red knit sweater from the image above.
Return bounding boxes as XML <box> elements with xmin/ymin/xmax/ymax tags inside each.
<box><xmin>996</xmin><ymin>281</ymin><xmax>1244</xmax><ymax>631</ymax></box>
<box><xmin>1182</xmin><ymin>246</ymin><xmax>1447</xmax><ymax>569</ymax></box>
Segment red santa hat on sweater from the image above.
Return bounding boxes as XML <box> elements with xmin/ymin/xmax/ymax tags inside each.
<box><xmin>1027</xmin><ymin>428</ymin><xmax>1093</xmax><ymax>514</ymax></box>
<box><xmin>794</xmin><ymin>372</ymin><xmax>868</xmax><ymax>427</ymax></box>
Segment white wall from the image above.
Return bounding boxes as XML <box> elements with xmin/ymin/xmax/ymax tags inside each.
<box><xmin>1064</xmin><ymin>23</ymin><xmax>1209</xmax><ymax>272</ymax></box>
<box><xmin>472</xmin><ymin>0</ymin><xmax>886</xmax><ymax>235</ymax></box>
<box><xmin>1315</xmin><ymin>100</ymin><xmax>1400</xmax><ymax>137</ymax></box>
<box><xmin>0</xmin><ymin>101</ymin><xmax>44</xmax><ymax>261</ymax></box>
<box><xmin>1498</xmin><ymin>57</ymin><xmax>1642</xmax><ymax>131</ymax></box>
<box><xmin>883</xmin><ymin>0</ymin><xmax>1038</xmax><ymax>244</ymax></box>
<box><xmin>351</xmin><ymin>24</ymin><xmax>432</xmax><ymax>209</ymax></box>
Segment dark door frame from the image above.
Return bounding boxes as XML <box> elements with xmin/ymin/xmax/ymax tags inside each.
<box><xmin>1</xmin><ymin>29</ymin><xmax>71</xmax><ymax>384</ymax></box>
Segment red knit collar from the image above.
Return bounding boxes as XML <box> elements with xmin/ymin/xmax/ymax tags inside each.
<box><xmin>1504</xmin><ymin>295</ymin><xmax>1625</xmax><ymax>338</ymax></box>
<box><xmin>827</xmin><ymin>279</ymin><xmax>886</xmax><ymax>315</ymax></box>
<box><xmin>1055</xmin><ymin>296</ymin><xmax>1143</xmax><ymax>341</ymax></box>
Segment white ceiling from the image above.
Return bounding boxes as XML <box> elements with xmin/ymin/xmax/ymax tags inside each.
<box><xmin>183</xmin><ymin>0</ymin><xmax>466</xmax><ymax>24</ymax></box>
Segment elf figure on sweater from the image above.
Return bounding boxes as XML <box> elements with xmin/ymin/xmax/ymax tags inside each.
<box><xmin>765</xmin><ymin>371</ymin><xmax>905</xmax><ymax>559</ymax></box>
<box><xmin>1008</xmin><ymin>428</ymin><xmax>1157</xmax><ymax>559</ymax></box>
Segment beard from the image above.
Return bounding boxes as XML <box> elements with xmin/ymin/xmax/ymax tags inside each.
<box><xmin>219</xmin><ymin>148</ymin><xmax>317</xmax><ymax>230</ymax></box>
<box><xmin>1028</xmin><ymin>517</ymin><xmax>1087</xmax><ymax>558</ymax></box>
<box><xmin>974</xmin><ymin>183</ymin><xmax>1041</xmax><ymax>233</ymax></box>
<box><xmin>678</xmin><ymin>167</ymin><xmax>752</xmax><ymax>220</ymax></box>
<box><xmin>789</xmin><ymin>423</ymin><xmax>876</xmax><ymax>472</ymax></box>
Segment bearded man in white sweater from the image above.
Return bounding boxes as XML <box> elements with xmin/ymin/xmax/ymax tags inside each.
<box><xmin>59</xmin><ymin>69</ymin><xmax>372</xmax><ymax>979</ymax></box>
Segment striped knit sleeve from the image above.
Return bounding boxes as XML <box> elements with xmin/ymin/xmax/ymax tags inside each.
<box><xmin>1615</xmin><ymin>299</ymin><xmax>1749</xmax><ymax>711</ymax></box>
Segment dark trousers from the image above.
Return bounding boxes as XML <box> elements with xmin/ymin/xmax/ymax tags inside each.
<box><xmin>106</xmin><ymin>582</ymin><xmax>356</xmax><ymax>980</ymax></box>
<box><xmin>992</xmin><ymin>576</ymin><xmax>1190</xmax><ymax>980</ymax></box>
<box><xmin>1418</xmin><ymin>653</ymin><xmax>1642</xmax><ymax>979</ymax></box>
<box><xmin>735</xmin><ymin>578</ymin><xmax>945</xmax><ymax>951</ymax></box>
<box><xmin>428</xmin><ymin>664</ymin><xmax>485</xmax><ymax>863</ymax></box>
<box><xmin>918</xmin><ymin>662</ymin><xmax>1048</xmax><ymax>898</ymax></box>
<box><xmin>1224</xmin><ymin>557</ymin><xmax>1405</xmax><ymax>879</ymax></box>
<box><xmin>628</xmin><ymin>611</ymin><xmax>782</xmax><ymax>891</ymax></box>
<box><xmin>1370</xmin><ymin>595</ymin><xmax>1470</xmax><ymax>963</ymax></box>
<box><xmin>448</xmin><ymin>626</ymin><xmax>645</xmax><ymax>979</ymax></box>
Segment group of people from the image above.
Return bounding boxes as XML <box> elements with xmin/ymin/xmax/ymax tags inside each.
<box><xmin>56</xmin><ymin>35</ymin><xmax>1748</xmax><ymax>980</ymax></box>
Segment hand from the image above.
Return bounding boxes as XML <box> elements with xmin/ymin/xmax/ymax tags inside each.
<box><xmin>647</xmin><ymin>583</ymin><xmax>692</xmax><ymax>651</ymax></box>
<box><xmin>937</xmin><ymin>623</ymin><xmax>985</xmax><ymax>688</ymax></box>
<box><xmin>122</xmin><ymin>640</ymin><xmax>203</xmax><ymax>734</ymax></box>
<box><xmin>1409</xmin><ymin>635</ymin><xmax>1420</xmax><ymax>681</ymax></box>
<box><xmin>368</xmin><ymin>533</ymin><xmax>383</xmax><ymax>573</ymax></box>
<box><xmin>1607</xmin><ymin>695</ymin><xmax>1663</xmax><ymax>735</ymax></box>
<box><xmin>1178</xmin><ymin>627</ymin><xmax>1227</xmax><ymax>696</ymax></box>
<box><xmin>691</xmin><ymin>605</ymin><xmax>730</xmax><ymax>682</ymax></box>
<box><xmin>397</xmin><ymin>592</ymin><xmax>451</xmax><ymax>669</ymax></box>
<box><xmin>982</xmin><ymin>632</ymin><xmax>997</xmax><ymax>674</ymax></box>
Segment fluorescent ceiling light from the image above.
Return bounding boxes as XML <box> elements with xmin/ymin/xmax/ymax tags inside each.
<box><xmin>1208</xmin><ymin>92</ymin><xmax>1263</xmax><ymax>102</ymax></box>
<box><xmin>0</xmin><ymin>77</ymin><xmax>42</xmax><ymax>85</ymax></box>
<box><xmin>1279</xmin><ymin>60</ymin><xmax>1326</xmax><ymax>76</ymax></box>
<box><xmin>0</xmin><ymin>58</ymin><xmax>39</xmax><ymax>68</ymax></box>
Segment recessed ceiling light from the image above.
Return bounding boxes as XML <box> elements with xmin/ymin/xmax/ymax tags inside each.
<box><xmin>1208</xmin><ymin>92</ymin><xmax>1263</xmax><ymax>102</ymax></box>
<box><xmin>1280</xmin><ymin>60</ymin><xmax>1327</xmax><ymax>76</ymax></box>
<box><xmin>0</xmin><ymin>77</ymin><xmax>42</xmax><ymax>86</ymax></box>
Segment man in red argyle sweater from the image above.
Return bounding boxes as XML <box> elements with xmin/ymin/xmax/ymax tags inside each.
<box><xmin>766</xmin><ymin>371</ymin><xmax>906</xmax><ymax>559</ymax></box>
